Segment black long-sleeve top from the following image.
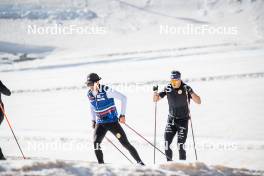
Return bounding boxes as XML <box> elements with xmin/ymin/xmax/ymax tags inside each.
<box><xmin>0</xmin><ymin>81</ymin><xmax>11</xmax><ymax>104</ymax></box>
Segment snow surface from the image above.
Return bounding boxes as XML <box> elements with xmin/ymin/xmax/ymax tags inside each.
<box><xmin>0</xmin><ymin>0</ymin><xmax>264</xmax><ymax>175</ymax></box>
<box><xmin>0</xmin><ymin>160</ymin><xmax>264</xmax><ymax>176</ymax></box>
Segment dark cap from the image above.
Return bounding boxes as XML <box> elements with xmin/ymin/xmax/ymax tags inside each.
<box><xmin>86</xmin><ymin>73</ymin><xmax>101</xmax><ymax>85</ymax></box>
<box><xmin>171</xmin><ymin>70</ymin><xmax>181</xmax><ymax>80</ymax></box>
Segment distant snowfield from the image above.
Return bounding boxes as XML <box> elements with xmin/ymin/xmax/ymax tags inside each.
<box><xmin>0</xmin><ymin>0</ymin><xmax>264</xmax><ymax>175</ymax></box>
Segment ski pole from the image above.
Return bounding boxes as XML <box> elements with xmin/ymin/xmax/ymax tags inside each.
<box><xmin>105</xmin><ymin>136</ymin><xmax>133</xmax><ymax>164</ymax></box>
<box><xmin>0</xmin><ymin>104</ymin><xmax>26</xmax><ymax>159</ymax></box>
<box><xmin>153</xmin><ymin>85</ymin><xmax>159</xmax><ymax>164</ymax></box>
<box><xmin>184</xmin><ymin>86</ymin><xmax>198</xmax><ymax>161</ymax></box>
<box><xmin>124</xmin><ymin>123</ymin><xmax>172</xmax><ymax>161</ymax></box>
<box><xmin>189</xmin><ymin>118</ymin><xmax>198</xmax><ymax>161</ymax></box>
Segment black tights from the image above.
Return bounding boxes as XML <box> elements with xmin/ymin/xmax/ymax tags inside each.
<box><xmin>164</xmin><ymin>118</ymin><xmax>188</xmax><ymax>161</ymax></box>
<box><xmin>93</xmin><ymin>122</ymin><xmax>142</xmax><ymax>164</ymax></box>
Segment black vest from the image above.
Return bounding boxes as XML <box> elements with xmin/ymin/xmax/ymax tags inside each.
<box><xmin>165</xmin><ymin>83</ymin><xmax>190</xmax><ymax>119</ymax></box>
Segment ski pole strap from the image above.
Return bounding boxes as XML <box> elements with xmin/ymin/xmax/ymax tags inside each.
<box><xmin>105</xmin><ymin>136</ymin><xmax>133</xmax><ymax>164</ymax></box>
<box><xmin>124</xmin><ymin>123</ymin><xmax>172</xmax><ymax>161</ymax></box>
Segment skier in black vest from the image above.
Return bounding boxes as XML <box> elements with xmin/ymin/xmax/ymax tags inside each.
<box><xmin>153</xmin><ymin>71</ymin><xmax>201</xmax><ymax>161</ymax></box>
<box><xmin>0</xmin><ymin>80</ymin><xmax>11</xmax><ymax>160</ymax></box>
<box><xmin>86</xmin><ymin>73</ymin><xmax>144</xmax><ymax>165</ymax></box>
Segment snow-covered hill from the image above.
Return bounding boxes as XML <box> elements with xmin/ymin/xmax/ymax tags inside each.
<box><xmin>0</xmin><ymin>0</ymin><xmax>263</xmax><ymax>62</ymax></box>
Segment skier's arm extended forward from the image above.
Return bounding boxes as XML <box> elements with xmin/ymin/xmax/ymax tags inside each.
<box><xmin>153</xmin><ymin>92</ymin><xmax>162</xmax><ymax>102</ymax></box>
<box><xmin>0</xmin><ymin>81</ymin><xmax>11</xmax><ymax>96</ymax></box>
<box><xmin>153</xmin><ymin>89</ymin><xmax>166</xmax><ymax>102</ymax></box>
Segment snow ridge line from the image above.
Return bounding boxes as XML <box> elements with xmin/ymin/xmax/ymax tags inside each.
<box><xmin>99</xmin><ymin>42</ymin><xmax>238</xmax><ymax>57</ymax></box>
<box><xmin>10</xmin><ymin>72</ymin><xmax>264</xmax><ymax>94</ymax></box>
<box><xmin>116</xmin><ymin>0</ymin><xmax>209</xmax><ymax>24</ymax></box>
<box><xmin>2</xmin><ymin>42</ymin><xmax>261</xmax><ymax>72</ymax></box>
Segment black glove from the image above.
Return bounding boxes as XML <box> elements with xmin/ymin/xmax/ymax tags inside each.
<box><xmin>92</xmin><ymin>120</ymin><xmax>96</xmax><ymax>129</ymax></box>
<box><xmin>153</xmin><ymin>85</ymin><xmax>159</xmax><ymax>92</ymax></box>
<box><xmin>185</xmin><ymin>85</ymin><xmax>193</xmax><ymax>94</ymax></box>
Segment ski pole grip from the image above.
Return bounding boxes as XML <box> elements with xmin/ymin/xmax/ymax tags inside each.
<box><xmin>153</xmin><ymin>85</ymin><xmax>159</xmax><ymax>92</ymax></box>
